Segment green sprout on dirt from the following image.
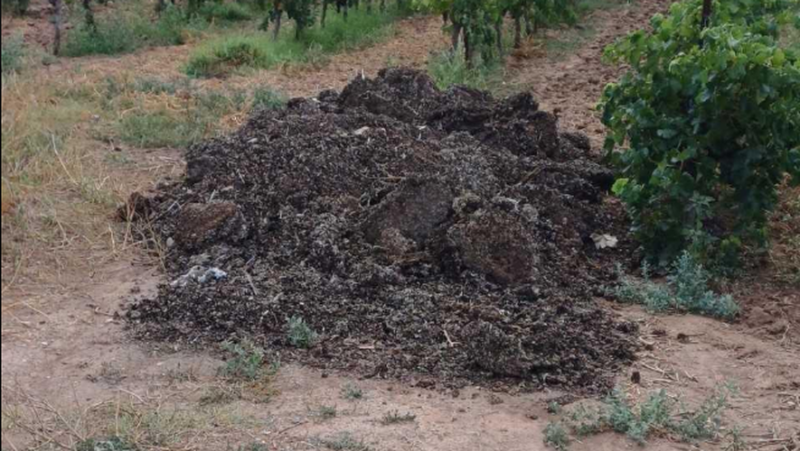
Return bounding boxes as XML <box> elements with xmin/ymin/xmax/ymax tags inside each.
<box><xmin>252</xmin><ymin>86</ymin><xmax>287</xmax><ymax>111</ymax></box>
<box><xmin>76</xmin><ymin>437</ymin><xmax>137</xmax><ymax>451</ymax></box>
<box><xmin>544</xmin><ymin>384</ymin><xmax>739</xmax><ymax>449</ymax></box>
<box><xmin>219</xmin><ymin>340</ymin><xmax>266</xmax><ymax>381</ymax></box>
<box><xmin>287</xmin><ymin>316</ymin><xmax>318</xmax><ymax>349</ymax></box>
<box><xmin>547</xmin><ymin>401</ymin><xmax>563</xmax><ymax>415</ymax></box>
<box><xmin>1</xmin><ymin>35</ymin><xmax>25</xmax><ymax>75</ymax></box>
<box><xmin>341</xmin><ymin>383</ymin><xmax>365</xmax><ymax>401</ymax></box>
<box><xmin>380</xmin><ymin>410</ymin><xmax>417</xmax><ymax>426</ymax></box>
<box><xmin>316</xmin><ymin>405</ymin><xmax>338</xmax><ymax>421</ymax></box>
<box><xmin>318</xmin><ymin>433</ymin><xmax>372</xmax><ymax>451</ymax></box>
<box><xmin>235</xmin><ymin>443</ymin><xmax>269</xmax><ymax>451</ymax></box>
<box><xmin>612</xmin><ymin>252</ymin><xmax>740</xmax><ymax>320</ymax></box>
<box><xmin>544</xmin><ymin>422</ymin><xmax>570</xmax><ymax>451</ymax></box>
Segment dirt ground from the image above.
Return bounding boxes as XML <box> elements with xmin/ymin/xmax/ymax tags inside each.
<box><xmin>2</xmin><ymin>0</ymin><xmax>798</xmax><ymax>450</ymax></box>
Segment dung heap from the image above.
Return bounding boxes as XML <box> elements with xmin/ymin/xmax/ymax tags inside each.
<box><xmin>125</xmin><ymin>68</ymin><xmax>638</xmax><ymax>392</ymax></box>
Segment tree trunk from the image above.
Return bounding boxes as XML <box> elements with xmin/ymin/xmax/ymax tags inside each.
<box><xmin>380</xmin><ymin>0</ymin><xmax>385</xmax><ymax>12</ymax></box>
<box><xmin>343</xmin><ymin>2</ymin><xmax>348</xmax><ymax>21</ymax></box>
<box><xmin>514</xmin><ymin>16</ymin><xmax>522</xmax><ymax>49</ymax></box>
<box><xmin>272</xmin><ymin>8</ymin><xmax>282</xmax><ymax>40</ymax></box>
<box><xmin>322</xmin><ymin>0</ymin><xmax>328</xmax><ymax>27</ymax></box>
<box><xmin>366</xmin><ymin>0</ymin><xmax>372</xmax><ymax>13</ymax></box>
<box><xmin>701</xmin><ymin>0</ymin><xmax>713</xmax><ymax>29</ymax></box>
<box><xmin>50</xmin><ymin>0</ymin><xmax>62</xmax><ymax>56</ymax></box>
<box><xmin>451</xmin><ymin>21</ymin><xmax>462</xmax><ymax>54</ymax></box>
<box><xmin>156</xmin><ymin>0</ymin><xmax>167</xmax><ymax>15</ymax></box>
<box><xmin>442</xmin><ymin>11</ymin><xmax>448</xmax><ymax>25</ymax></box>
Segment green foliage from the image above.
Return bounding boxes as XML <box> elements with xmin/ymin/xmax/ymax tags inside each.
<box><xmin>63</xmin><ymin>6</ymin><xmax>195</xmax><ymax>57</ymax></box>
<box><xmin>1</xmin><ymin>35</ymin><xmax>24</xmax><ymax>75</ymax></box>
<box><xmin>426</xmin><ymin>50</ymin><xmax>502</xmax><ymax>90</ymax></box>
<box><xmin>549</xmin><ymin>385</ymin><xmax>738</xmax><ymax>449</ymax></box>
<box><xmin>317</xmin><ymin>405</ymin><xmax>339</xmax><ymax>421</ymax></box>
<box><xmin>547</xmin><ymin>401</ymin><xmax>563</xmax><ymax>415</ymax></box>
<box><xmin>198</xmin><ymin>2</ymin><xmax>254</xmax><ymax>22</ymax></box>
<box><xmin>116</xmin><ymin>88</ymin><xmax>245</xmax><ymax>148</ymax></box>
<box><xmin>543</xmin><ymin>422</ymin><xmax>570</xmax><ymax>451</ymax></box>
<box><xmin>380</xmin><ymin>411</ymin><xmax>417</xmax><ymax>425</ymax></box>
<box><xmin>612</xmin><ymin>252</ymin><xmax>741</xmax><ymax>320</ymax></box>
<box><xmin>287</xmin><ymin>316</ymin><xmax>318</xmax><ymax>348</ymax></box>
<box><xmin>341</xmin><ymin>383</ymin><xmax>365</xmax><ymax>401</ymax></box>
<box><xmin>219</xmin><ymin>340</ymin><xmax>266</xmax><ymax>381</ymax></box>
<box><xmin>285</xmin><ymin>0</ymin><xmax>316</xmax><ymax>38</ymax></box>
<box><xmin>252</xmin><ymin>86</ymin><xmax>287</xmax><ymax>110</ymax></box>
<box><xmin>76</xmin><ymin>437</ymin><xmax>137</xmax><ymax>451</ymax></box>
<box><xmin>2</xmin><ymin>0</ymin><xmax>29</xmax><ymax>15</ymax></box>
<box><xmin>185</xmin><ymin>9</ymin><xmax>395</xmax><ymax>77</ymax></box>
<box><xmin>319</xmin><ymin>433</ymin><xmax>372</xmax><ymax>451</ymax></box>
<box><xmin>235</xmin><ymin>444</ymin><xmax>268</xmax><ymax>451</ymax></box>
<box><xmin>601</xmin><ymin>0</ymin><xmax>800</xmax><ymax>264</ymax></box>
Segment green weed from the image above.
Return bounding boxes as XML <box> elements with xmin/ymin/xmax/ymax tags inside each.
<box><xmin>316</xmin><ymin>405</ymin><xmax>338</xmax><ymax>421</ymax></box>
<box><xmin>1</xmin><ymin>35</ymin><xmax>25</xmax><ymax>75</ymax></box>
<box><xmin>341</xmin><ymin>383</ymin><xmax>365</xmax><ymax>401</ymax></box>
<box><xmin>426</xmin><ymin>51</ymin><xmax>504</xmax><ymax>91</ymax></box>
<box><xmin>198</xmin><ymin>2</ymin><xmax>253</xmax><ymax>22</ymax></box>
<box><xmin>63</xmin><ymin>6</ymin><xmax>197</xmax><ymax>57</ymax></box>
<box><xmin>287</xmin><ymin>316</ymin><xmax>318</xmax><ymax>349</ymax></box>
<box><xmin>380</xmin><ymin>411</ymin><xmax>417</xmax><ymax>425</ymax></box>
<box><xmin>612</xmin><ymin>252</ymin><xmax>740</xmax><ymax>320</ymax></box>
<box><xmin>185</xmin><ymin>9</ymin><xmax>397</xmax><ymax>77</ymax></box>
<box><xmin>544</xmin><ymin>422</ymin><xmax>570</xmax><ymax>451</ymax></box>
<box><xmin>318</xmin><ymin>433</ymin><xmax>372</xmax><ymax>451</ymax></box>
<box><xmin>76</xmin><ymin>437</ymin><xmax>137</xmax><ymax>451</ymax></box>
<box><xmin>252</xmin><ymin>86</ymin><xmax>287</xmax><ymax>111</ymax></box>
<box><xmin>219</xmin><ymin>340</ymin><xmax>266</xmax><ymax>381</ymax></box>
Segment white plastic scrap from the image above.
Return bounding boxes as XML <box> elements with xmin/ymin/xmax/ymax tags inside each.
<box><xmin>591</xmin><ymin>233</ymin><xmax>619</xmax><ymax>250</ymax></box>
<box><xmin>171</xmin><ymin>266</ymin><xmax>228</xmax><ymax>288</ymax></box>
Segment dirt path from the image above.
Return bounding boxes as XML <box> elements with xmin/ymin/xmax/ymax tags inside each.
<box><xmin>506</xmin><ymin>0</ymin><xmax>673</xmax><ymax>150</ymax></box>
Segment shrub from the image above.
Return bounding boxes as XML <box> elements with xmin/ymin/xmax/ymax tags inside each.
<box><xmin>601</xmin><ymin>0</ymin><xmax>800</xmax><ymax>265</ymax></box>
<box><xmin>1</xmin><ymin>36</ymin><xmax>24</xmax><ymax>75</ymax></box>
<box><xmin>341</xmin><ymin>383</ymin><xmax>364</xmax><ymax>401</ymax></box>
<box><xmin>612</xmin><ymin>252</ymin><xmax>740</xmax><ymax>320</ymax></box>
<box><xmin>549</xmin><ymin>385</ymin><xmax>738</xmax><ymax>449</ymax></box>
<box><xmin>219</xmin><ymin>340</ymin><xmax>266</xmax><ymax>381</ymax></box>
<box><xmin>287</xmin><ymin>316</ymin><xmax>318</xmax><ymax>348</ymax></box>
<box><xmin>252</xmin><ymin>86</ymin><xmax>287</xmax><ymax>111</ymax></box>
<box><xmin>198</xmin><ymin>2</ymin><xmax>253</xmax><ymax>22</ymax></box>
<box><xmin>426</xmin><ymin>51</ymin><xmax>503</xmax><ymax>90</ymax></box>
<box><xmin>544</xmin><ymin>422</ymin><xmax>570</xmax><ymax>451</ymax></box>
<box><xmin>63</xmin><ymin>6</ymin><xmax>192</xmax><ymax>57</ymax></box>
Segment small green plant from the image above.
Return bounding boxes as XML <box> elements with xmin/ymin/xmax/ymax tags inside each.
<box><xmin>236</xmin><ymin>443</ymin><xmax>269</xmax><ymax>451</ymax></box>
<box><xmin>546</xmin><ymin>385</ymin><xmax>738</xmax><ymax>449</ymax></box>
<box><xmin>380</xmin><ymin>411</ymin><xmax>417</xmax><ymax>425</ymax></box>
<box><xmin>76</xmin><ymin>437</ymin><xmax>137</xmax><ymax>451</ymax></box>
<box><xmin>341</xmin><ymin>383</ymin><xmax>365</xmax><ymax>401</ymax></box>
<box><xmin>612</xmin><ymin>252</ymin><xmax>740</xmax><ymax>320</ymax></box>
<box><xmin>287</xmin><ymin>315</ymin><xmax>318</xmax><ymax>349</ymax></box>
<box><xmin>252</xmin><ymin>86</ymin><xmax>287</xmax><ymax>111</ymax></box>
<box><xmin>219</xmin><ymin>340</ymin><xmax>266</xmax><ymax>381</ymax></box>
<box><xmin>198</xmin><ymin>2</ymin><xmax>253</xmax><ymax>22</ymax></box>
<box><xmin>317</xmin><ymin>405</ymin><xmax>338</xmax><ymax>421</ymax></box>
<box><xmin>547</xmin><ymin>401</ymin><xmax>563</xmax><ymax>415</ymax></box>
<box><xmin>426</xmin><ymin>51</ymin><xmax>503</xmax><ymax>91</ymax></box>
<box><xmin>199</xmin><ymin>385</ymin><xmax>242</xmax><ymax>406</ymax></box>
<box><xmin>318</xmin><ymin>433</ymin><xmax>372</xmax><ymax>451</ymax></box>
<box><xmin>1</xmin><ymin>36</ymin><xmax>25</xmax><ymax>75</ymax></box>
<box><xmin>544</xmin><ymin>422</ymin><xmax>570</xmax><ymax>451</ymax></box>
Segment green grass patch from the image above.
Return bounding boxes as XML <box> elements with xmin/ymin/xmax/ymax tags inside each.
<box><xmin>1</xmin><ymin>35</ymin><xmax>25</xmax><ymax>75</ymax></box>
<box><xmin>545</xmin><ymin>385</ymin><xmax>738</xmax><ymax>450</ymax></box>
<box><xmin>185</xmin><ymin>8</ymin><xmax>398</xmax><ymax>77</ymax></box>
<box><xmin>198</xmin><ymin>2</ymin><xmax>254</xmax><ymax>22</ymax></box>
<box><xmin>610</xmin><ymin>252</ymin><xmax>741</xmax><ymax>320</ymax></box>
<box><xmin>426</xmin><ymin>51</ymin><xmax>504</xmax><ymax>91</ymax></box>
<box><xmin>63</xmin><ymin>6</ymin><xmax>204</xmax><ymax>57</ymax></box>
